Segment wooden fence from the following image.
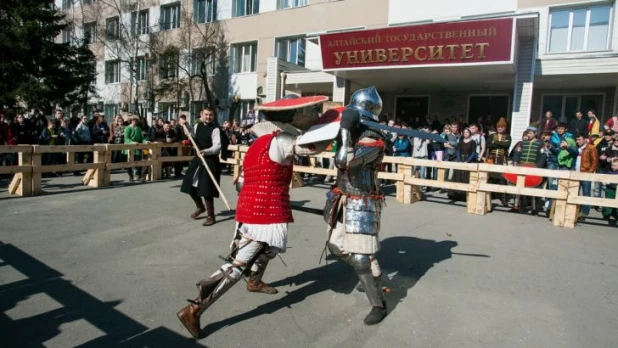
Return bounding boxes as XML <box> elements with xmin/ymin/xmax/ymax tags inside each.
<box><xmin>3</xmin><ymin>144</ymin><xmax>618</xmax><ymax>229</ymax></box>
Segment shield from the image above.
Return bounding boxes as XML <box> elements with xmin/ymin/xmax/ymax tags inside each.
<box><xmin>296</xmin><ymin>107</ymin><xmax>343</xmax><ymax>146</ymax></box>
<box><xmin>255</xmin><ymin>96</ymin><xmax>329</xmax><ymax>111</ymax></box>
<box><xmin>502</xmin><ymin>164</ymin><xmax>544</xmax><ymax>187</ymax></box>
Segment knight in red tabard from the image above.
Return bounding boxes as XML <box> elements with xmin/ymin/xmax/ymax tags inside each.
<box><xmin>176</xmin><ymin>95</ymin><xmax>332</xmax><ymax>339</ymax></box>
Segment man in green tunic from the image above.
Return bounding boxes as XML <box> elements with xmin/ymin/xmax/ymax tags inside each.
<box><xmin>124</xmin><ymin>115</ymin><xmax>148</xmax><ymax>182</ymax></box>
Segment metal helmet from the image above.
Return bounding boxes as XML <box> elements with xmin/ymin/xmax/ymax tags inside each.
<box><xmin>347</xmin><ymin>86</ymin><xmax>382</xmax><ymax>121</ymax></box>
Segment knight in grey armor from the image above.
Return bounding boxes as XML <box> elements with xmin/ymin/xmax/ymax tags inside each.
<box><xmin>324</xmin><ymin>86</ymin><xmax>388</xmax><ymax>325</ymax></box>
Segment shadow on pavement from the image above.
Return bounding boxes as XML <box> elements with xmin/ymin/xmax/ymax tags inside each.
<box><xmin>0</xmin><ymin>242</ymin><xmax>204</xmax><ymax>347</ymax></box>
<box><xmin>203</xmin><ymin>236</ymin><xmax>469</xmax><ymax>337</ymax></box>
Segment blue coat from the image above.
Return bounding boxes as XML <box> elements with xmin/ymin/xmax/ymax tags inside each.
<box><xmin>393</xmin><ymin>137</ymin><xmax>411</xmax><ymax>157</ymax></box>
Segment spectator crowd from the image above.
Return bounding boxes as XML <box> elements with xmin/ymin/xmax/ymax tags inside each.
<box><xmin>375</xmin><ymin>109</ymin><xmax>618</xmax><ymax>224</ymax></box>
<box><xmin>0</xmin><ymin>107</ymin><xmax>262</xmax><ymax>181</ymax></box>
<box><xmin>2</xmin><ymin>106</ymin><xmax>618</xmax><ymax>224</ymax></box>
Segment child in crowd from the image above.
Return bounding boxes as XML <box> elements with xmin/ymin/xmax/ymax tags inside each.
<box><xmin>59</xmin><ymin>118</ymin><xmax>74</xmax><ymax>145</ymax></box>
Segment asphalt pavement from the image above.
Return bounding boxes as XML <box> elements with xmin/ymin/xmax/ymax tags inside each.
<box><xmin>1</xmin><ymin>173</ymin><xmax>617</xmax><ymax>347</ymax></box>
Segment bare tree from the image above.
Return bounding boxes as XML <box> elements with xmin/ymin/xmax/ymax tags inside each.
<box><xmin>80</xmin><ymin>0</ymin><xmax>152</xmax><ymax>115</ymax></box>
<box><xmin>148</xmin><ymin>1</ymin><xmax>234</xmax><ymax>121</ymax></box>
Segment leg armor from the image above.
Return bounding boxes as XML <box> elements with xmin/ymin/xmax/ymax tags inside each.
<box><xmin>348</xmin><ymin>254</ymin><xmax>384</xmax><ymax>309</ymax></box>
<box><xmin>177</xmin><ymin>238</ymin><xmax>264</xmax><ymax>339</ymax></box>
<box><xmin>327</xmin><ymin>243</ymin><xmax>387</xmax><ymax>325</ymax></box>
<box><xmin>246</xmin><ymin>245</ymin><xmax>279</xmax><ymax>294</ymax></box>
<box><xmin>248</xmin><ymin>245</ymin><xmax>277</xmax><ymax>283</ymax></box>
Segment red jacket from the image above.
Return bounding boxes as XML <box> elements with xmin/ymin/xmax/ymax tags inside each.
<box><xmin>235</xmin><ymin>132</ymin><xmax>294</xmax><ymax>224</ymax></box>
<box><xmin>0</xmin><ymin>122</ymin><xmax>16</xmax><ymax>145</ymax></box>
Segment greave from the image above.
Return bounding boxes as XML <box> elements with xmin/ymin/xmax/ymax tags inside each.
<box><xmin>194</xmin><ymin>264</ymin><xmax>242</xmax><ymax>316</ymax></box>
<box><xmin>248</xmin><ymin>248</ymin><xmax>277</xmax><ymax>283</ymax></box>
<box><xmin>356</xmin><ymin>271</ymin><xmax>385</xmax><ymax>308</ymax></box>
<box><xmin>248</xmin><ymin>259</ymin><xmax>269</xmax><ymax>283</ymax></box>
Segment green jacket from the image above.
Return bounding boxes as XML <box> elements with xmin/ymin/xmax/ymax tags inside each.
<box><xmin>123</xmin><ymin>125</ymin><xmax>146</xmax><ymax>156</ymax></box>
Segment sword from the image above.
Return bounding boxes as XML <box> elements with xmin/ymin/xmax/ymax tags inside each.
<box><xmin>360</xmin><ymin>119</ymin><xmax>446</xmax><ymax>143</ymax></box>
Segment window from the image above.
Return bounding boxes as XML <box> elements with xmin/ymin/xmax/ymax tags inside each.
<box><xmin>106</xmin><ymin>16</ymin><xmax>119</xmax><ymax>40</ymax></box>
<box><xmin>231</xmin><ymin>42</ymin><xmax>257</xmax><ymax>73</ymax></box>
<box><xmin>159</xmin><ymin>103</ymin><xmax>178</xmax><ymax>121</ymax></box>
<box><xmin>62</xmin><ymin>0</ymin><xmax>72</xmax><ymax>10</ymax></box>
<box><xmin>159</xmin><ymin>54</ymin><xmax>178</xmax><ymax>79</ymax></box>
<box><xmin>235</xmin><ymin>100</ymin><xmax>256</xmax><ymax>124</ymax></box>
<box><xmin>277</xmin><ymin>0</ymin><xmax>306</xmax><ymax>9</ymax></box>
<box><xmin>276</xmin><ymin>37</ymin><xmax>305</xmax><ymax>66</ymax></box>
<box><xmin>191</xmin><ymin>48</ymin><xmax>215</xmax><ymax>76</ymax></box>
<box><xmin>83</xmin><ymin>21</ymin><xmax>97</xmax><ymax>44</ymax></box>
<box><xmin>194</xmin><ymin>0</ymin><xmax>217</xmax><ymax>23</ymax></box>
<box><xmin>104</xmin><ymin>104</ymin><xmax>118</xmax><ymax>124</ymax></box>
<box><xmin>233</xmin><ymin>0</ymin><xmax>259</xmax><ymax>17</ymax></box>
<box><xmin>83</xmin><ymin>0</ymin><xmax>96</xmax><ymax>4</ymax></box>
<box><xmin>61</xmin><ymin>28</ymin><xmax>72</xmax><ymax>44</ymax></box>
<box><xmin>136</xmin><ymin>57</ymin><xmax>148</xmax><ymax>81</ymax></box>
<box><xmin>105</xmin><ymin>60</ymin><xmax>120</xmax><ymax>84</ymax></box>
<box><xmin>541</xmin><ymin>94</ymin><xmax>604</xmax><ymax>123</ymax></box>
<box><xmin>160</xmin><ymin>3</ymin><xmax>181</xmax><ymax>30</ymax></box>
<box><xmin>131</xmin><ymin>9</ymin><xmax>149</xmax><ymax>35</ymax></box>
<box><xmin>548</xmin><ymin>4</ymin><xmax>612</xmax><ymax>53</ymax></box>
<box><xmin>137</xmin><ymin>104</ymin><xmax>148</xmax><ymax>119</ymax></box>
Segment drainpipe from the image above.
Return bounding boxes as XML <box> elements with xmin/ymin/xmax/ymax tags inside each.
<box><xmin>280</xmin><ymin>72</ymin><xmax>287</xmax><ymax>99</ymax></box>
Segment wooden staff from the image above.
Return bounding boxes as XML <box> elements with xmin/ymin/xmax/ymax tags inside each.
<box><xmin>183</xmin><ymin>124</ymin><xmax>232</xmax><ymax>210</ymax></box>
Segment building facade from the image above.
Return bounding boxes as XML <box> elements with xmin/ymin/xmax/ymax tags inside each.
<box><xmin>59</xmin><ymin>0</ymin><xmax>618</xmax><ymax>139</ymax></box>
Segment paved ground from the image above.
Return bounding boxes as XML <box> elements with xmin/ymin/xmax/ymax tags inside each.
<box><xmin>0</xmin><ymin>172</ymin><xmax>617</xmax><ymax>348</ymax></box>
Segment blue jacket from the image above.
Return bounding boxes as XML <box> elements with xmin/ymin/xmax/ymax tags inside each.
<box><xmin>393</xmin><ymin>136</ymin><xmax>411</xmax><ymax>157</ymax></box>
<box><xmin>548</xmin><ymin>132</ymin><xmax>578</xmax><ymax>168</ymax></box>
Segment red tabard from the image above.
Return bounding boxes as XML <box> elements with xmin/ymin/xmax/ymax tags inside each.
<box><xmin>235</xmin><ymin>133</ymin><xmax>294</xmax><ymax>224</ymax></box>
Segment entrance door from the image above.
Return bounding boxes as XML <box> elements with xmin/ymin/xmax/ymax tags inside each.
<box><xmin>468</xmin><ymin>95</ymin><xmax>510</xmax><ymax>127</ymax></box>
<box><xmin>396</xmin><ymin>96</ymin><xmax>429</xmax><ymax>126</ymax></box>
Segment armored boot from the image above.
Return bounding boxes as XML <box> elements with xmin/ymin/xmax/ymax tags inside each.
<box><xmin>176</xmin><ymin>297</ymin><xmax>204</xmax><ymax>339</ymax></box>
<box><xmin>246</xmin><ymin>249</ymin><xmax>278</xmax><ymax>294</ymax></box>
<box><xmin>190</xmin><ymin>194</ymin><xmax>206</xmax><ymax>219</ymax></box>
<box><xmin>203</xmin><ymin>198</ymin><xmax>216</xmax><ymax>226</ymax></box>
<box><xmin>177</xmin><ymin>265</ymin><xmax>242</xmax><ymax>339</ymax></box>
<box><xmin>357</xmin><ymin>272</ymin><xmax>387</xmax><ymax>325</ymax></box>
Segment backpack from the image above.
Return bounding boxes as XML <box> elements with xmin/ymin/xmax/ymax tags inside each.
<box><xmin>219</xmin><ymin>127</ymin><xmax>231</xmax><ymax>160</ymax></box>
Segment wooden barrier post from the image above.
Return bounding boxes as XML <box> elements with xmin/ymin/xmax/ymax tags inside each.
<box><xmin>7</xmin><ymin>147</ymin><xmax>34</xmax><ymax>196</ymax></box>
<box><xmin>88</xmin><ymin>145</ymin><xmax>107</xmax><ymax>188</ymax></box>
<box><xmin>563</xmin><ymin>178</ymin><xmax>581</xmax><ymax>228</ymax></box>
<box><xmin>66</xmin><ymin>149</ymin><xmax>75</xmax><ymax>168</ymax></box>
<box><xmin>474</xmin><ymin>170</ymin><xmax>490</xmax><ymax>215</ymax></box>
<box><xmin>31</xmin><ymin>145</ymin><xmax>42</xmax><ymax>195</ymax></box>
<box><xmin>102</xmin><ymin>145</ymin><xmax>111</xmax><ymax>186</ymax></box>
<box><xmin>396</xmin><ymin>163</ymin><xmax>405</xmax><ymax>203</ymax></box>
<box><xmin>149</xmin><ymin>144</ymin><xmax>161</xmax><ymax>181</ymax></box>
<box><xmin>402</xmin><ymin>164</ymin><xmax>415</xmax><ymax>204</ymax></box>
<box><xmin>437</xmin><ymin>168</ymin><xmax>446</xmax><ymax>183</ymax></box>
<box><xmin>19</xmin><ymin>148</ymin><xmax>33</xmax><ymax>196</ymax></box>
<box><xmin>232</xmin><ymin>145</ymin><xmax>241</xmax><ymax>180</ymax></box>
<box><xmin>467</xmin><ymin>171</ymin><xmax>479</xmax><ymax>213</ymax></box>
<box><xmin>552</xmin><ymin>178</ymin><xmax>570</xmax><ymax>227</ymax></box>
